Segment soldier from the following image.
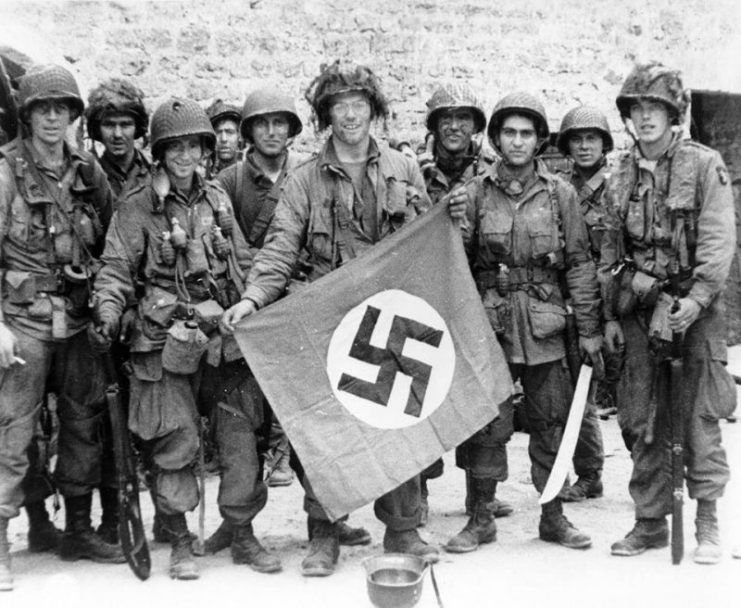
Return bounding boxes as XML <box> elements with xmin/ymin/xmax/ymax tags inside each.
<box><xmin>91</xmin><ymin>98</ymin><xmax>279</xmax><ymax>579</ymax></box>
<box><xmin>603</xmin><ymin>63</ymin><xmax>736</xmax><ymax>564</ymax></box>
<box><xmin>0</xmin><ymin>64</ymin><xmax>123</xmax><ymax>592</ymax></box>
<box><xmin>222</xmin><ymin>61</ymin><xmax>440</xmax><ymax>576</ymax></box>
<box><xmin>85</xmin><ymin>78</ymin><xmax>151</xmax><ymax>204</ymax></box>
<box><xmin>454</xmin><ymin>92</ymin><xmax>604</xmax><ymax>551</ymax></box>
<box><xmin>206</xmin><ymin>99</ymin><xmax>241</xmax><ymax>177</ymax></box>
<box><xmin>416</xmin><ymin>83</ymin><xmax>513</xmax><ymax>540</ymax></box>
<box><xmin>553</xmin><ymin>106</ymin><xmax>613</xmax><ymax>501</ymax></box>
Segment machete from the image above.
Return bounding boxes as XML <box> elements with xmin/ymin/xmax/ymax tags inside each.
<box><xmin>538</xmin><ymin>364</ymin><xmax>593</xmax><ymax>504</ymax></box>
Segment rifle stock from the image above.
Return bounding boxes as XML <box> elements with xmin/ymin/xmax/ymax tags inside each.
<box><xmin>104</xmin><ymin>355</ymin><xmax>151</xmax><ymax>580</ymax></box>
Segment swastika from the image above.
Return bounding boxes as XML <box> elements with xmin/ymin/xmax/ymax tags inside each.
<box><xmin>337</xmin><ymin>305</ymin><xmax>444</xmax><ymax>417</ymax></box>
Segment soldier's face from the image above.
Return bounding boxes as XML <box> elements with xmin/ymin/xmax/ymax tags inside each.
<box><xmin>630</xmin><ymin>100</ymin><xmax>672</xmax><ymax>145</ymax></box>
<box><xmin>495</xmin><ymin>115</ymin><xmax>538</xmax><ymax>167</ymax></box>
<box><xmin>29</xmin><ymin>100</ymin><xmax>72</xmax><ymax>146</ymax></box>
<box><xmin>329</xmin><ymin>92</ymin><xmax>372</xmax><ymax>147</ymax></box>
<box><xmin>163</xmin><ymin>135</ymin><xmax>203</xmax><ymax>182</ymax></box>
<box><xmin>567</xmin><ymin>129</ymin><xmax>605</xmax><ymax>169</ymax></box>
<box><xmin>250</xmin><ymin>112</ymin><xmax>290</xmax><ymax>158</ymax></box>
<box><xmin>214</xmin><ymin>118</ymin><xmax>240</xmax><ymax>162</ymax></box>
<box><xmin>436</xmin><ymin>109</ymin><xmax>475</xmax><ymax>154</ymax></box>
<box><xmin>100</xmin><ymin>114</ymin><xmax>136</xmax><ymax>160</ymax></box>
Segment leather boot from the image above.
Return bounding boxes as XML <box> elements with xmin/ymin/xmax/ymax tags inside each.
<box><xmin>1</xmin><ymin>517</ymin><xmax>12</xmax><ymax>592</ymax></box>
<box><xmin>204</xmin><ymin>519</ymin><xmax>233</xmax><ymax>554</ymax></box>
<box><xmin>611</xmin><ymin>518</ymin><xmax>668</xmax><ymax>556</ymax></box>
<box><xmin>161</xmin><ymin>513</ymin><xmax>198</xmax><ymax>580</ymax></box>
<box><xmin>301</xmin><ymin>518</ymin><xmax>339</xmax><ymax>577</ymax></box>
<box><xmin>267</xmin><ymin>445</ymin><xmax>293</xmax><ymax>488</ymax></box>
<box><xmin>59</xmin><ymin>494</ymin><xmax>125</xmax><ymax>563</ymax></box>
<box><xmin>96</xmin><ymin>487</ymin><xmax>120</xmax><ymax>544</ymax></box>
<box><xmin>445</xmin><ymin>477</ymin><xmax>497</xmax><ymax>553</ymax></box>
<box><xmin>383</xmin><ymin>528</ymin><xmax>439</xmax><ymax>563</ymax></box>
<box><xmin>465</xmin><ymin>474</ymin><xmax>513</xmax><ymax>518</ymax></box>
<box><xmin>25</xmin><ymin>500</ymin><xmax>62</xmax><ymax>553</ymax></box>
<box><xmin>559</xmin><ymin>474</ymin><xmax>603</xmax><ymax>503</ymax></box>
<box><xmin>539</xmin><ymin>499</ymin><xmax>591</xmax><ymax>549</ymax></box>
<box><xmin>337</xmin><ymin>521</ymin><xmax>371</xmax><ymax>546</ymax></box>
<box><xmin>694</xmin><ymin>500</ymin><xmax>721</xmax><ymax>565</ymax></box>
<box><xmin>231</xmin><ymin>524</ymin><xmax>281</xmax><ymax>573</ymax></box>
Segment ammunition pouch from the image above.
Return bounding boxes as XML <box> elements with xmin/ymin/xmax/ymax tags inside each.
<box><xmin>191</xmin><ymin>298</ymin><xmax>224</xmax><ymax>335</ymax></box>
<box><xmin>527</xmin><ymin>296</ymin><xmax>567</xmax><ymax>340</ymax></box>
<box><xmin>4</xmin><ymin>271</ymin><xmax>59</xmax><ymax>304</ymax></box>
<box><xmin>481</xmin><ymin>287</ymin><xmax>509</xmax><ymax>336</ymax></box>
<box><xmin>161</xmin><ymin>320</ymin><xmax>209</xmax><ymax>375</ymax></box>
<box><xmin>475</xmin><ymin>266</ymin><xmax>559</xmax><ymax>293</ymax></box>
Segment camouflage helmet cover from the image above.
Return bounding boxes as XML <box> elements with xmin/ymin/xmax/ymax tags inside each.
<box><xmin>556</xmin><ymin>105</ymin><xmax>614</xmax><ymax>155</ymax></box>
<box><xmin>85</xmin><ymin>78</ymin><xmax>148</xmax><ymax>141</ymax></box>
<box><xmin>240</xmin><ymin>88</ymin><xmax>302</xmax><ymax>142</ymax></box>
<box><xmin>304</xmin><ymin>60</ymin><xmax>389</xmax><ymax>131</ymax></box>
<box><xmin>487</xmin><ymin>91</ymin><xmax>549</xmax><ymax>144</ymax></box>
<box><xmin>150</xmin><ymin>97</ymin><xmax>216</xmax><ymax>159</ymax></box>
<box><xmin>17</xmin><ymin>64</ymin><xmax>84</xmax><ymax>122</ymax></box>
<box><xmin>205</xmin><ymin>99</ymin><xmax>242</xmax><ymax>129</ymax></box>
<box><xmin>425</xmin><ymin>83</ymin><xmax>487</xmax><ymax>133</ymax></box>
<box><xmin>616</xmin><ymin>62</ymin><xmax>689</xmax><ymax>124</ymax></box>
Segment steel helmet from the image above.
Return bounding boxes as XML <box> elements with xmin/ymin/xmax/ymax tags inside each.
<box><xmin>85</xmin><ymin>78</ymin><xmax>148</xmax><ymax>141</ymax></box>
<box><xmin>17</xmin><ymin>64</ymin><xmax>84</xmax><ymax>122</ymax></box>
<box><xmin>205</xmin><ymin>99</ymin><xmax>242</xmax><ymax>129</ymax></box>
<box><xmin>487</xmin><ymin>92</ymin><xmax>549</xmax><ymax>144</ymax></box>
<box><xmin>425</xmin><ymin>83</ymin><xmax>486</xmax><ymax>133</ymax></box>
<box><xmin>556</xmin><ymin>105</ymin><xmax>613</xmax><ymax>155</ymax></box>
<box><xmin>304</xmin><ymin>60</ymin><xmax>389</xmax><ymax>131</ymax></box>
<box><xmin>150</xmin><ymin>97</ymin><xmax>215</xmax><ymax>159</ymax></box>
<box><xmin>240</xmin><ymin>88</ymin><xmax>302</xmax><ymax>142</ymax></box>
<box><xmin>616</xmin><ymin>62</ymin><xmax>689</xmax><ymax>125</ymax></box>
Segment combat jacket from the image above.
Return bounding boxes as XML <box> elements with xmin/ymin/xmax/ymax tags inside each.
<box><xmin>97</xmin><ymin>148</ymin><xmax>151</xmax><ymax>208</ymax></box>
<box><xmin>0</xmin><ymin>138</ymin><xmax>113</xmax><ymax>341</ymax></box>
<box><xmin>242</xmin><ymin>136</ymin><xmax>431</xmax><ymax>309</ymax></box>
<box><xmin>94</xmin><ymin>174</ymin><xmax>252</xmax><ymax>352</ymax></box>
<box><xmin>217</xmin><ymin>149</ymin><xmax>308</xmax><ymax>249</ymax></box>
<box><xmin>463</xmin><ymin>158</ymin><xmax>600</xmax><ymax>366</ymax></box>
<box><xmin>423</xmin><ymin>146</ymin><xmax>497</xmax><ymax>205</ymax></box>
<box><xmin>600</xmin><ymin>135</ymin><xmax>735</xmax><ymax>315</ymax></box>
<box><xmin>569</xmin><ymin>160</ymin><xmax>610</xmax><ymax>261</ymax></box>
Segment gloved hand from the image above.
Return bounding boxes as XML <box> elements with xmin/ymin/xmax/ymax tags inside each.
<box><xmin>579</xmin><ymin>334</ymin><xmax>605</xmax><ymax>380</ymax></box>
<box><xmin>88</xmin><ymin>313</ymin><xmax>119</xmax><ymax>353</ymax></box>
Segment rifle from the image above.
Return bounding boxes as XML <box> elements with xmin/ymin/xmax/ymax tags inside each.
<box><xmin>103</xmin><ymin>353</ymin><xmax>151</xmax><ymax>580</ymax></box>
<box><xmin>668</xmin><ymin>279</ymin><xmax>685</xmax><ymax>565</ymax></box>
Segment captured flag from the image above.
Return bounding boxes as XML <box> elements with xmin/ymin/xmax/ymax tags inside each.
<box><xmin>235</xmin><ymin>203</ymin><xmax>512</xmax><ymax>520</ymax></box>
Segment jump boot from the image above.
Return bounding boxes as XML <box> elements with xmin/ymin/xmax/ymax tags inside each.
<box><xmin>694</xmin><ymin>499</ymin><xmax>721</xmax><ymax>565</ymax></box>
<box><xmin>336</xmin><ymin>521</ymin><xmax>371</xmax><ymax>546</ymax></box>
<box><xmin>161</xmin><ymin>513</ymin><xmax>198</xmax><ymax>580</ymax></box>
<box><xmin>25</xmin><ymin>500</ymin><xmax>62</xmax><ymax>553</ymax></box>
<box><xmin>559</xmin><ymin>473</ymin><xmax>603</xmax><ymax>503</ymax></box>
<box><xmin>96</xmin><ymin>487</ymin><xmax>120</xmax><ymax>544</ymax></box>
<box><xmin>231</xmin><ymin>524</ymin><xmax>282</xmax><ymax>573</ymax></box>
<box><xmin>538</xmin><ymin>499</ymin><xmax>591</xmax><ymax>549</ymax></box>
<box><xmin>610</xmin><ymin>518</ymin><xmax>668</xmax><ymax>556</ymax></box>
<box><xmin>267</xmin><ymin>445</ymin><xmax>293</xmax><ymax>488</ymax></box>
<box><xmin>464</xmin><ymin>471</ymin><xmax>513</xmax><ymax>518</ymax></box>
<box><xmin>445</xmin><ymin>477</ymin><xmax>497</xmax><ymax>553</ymax></box>
<box><xmin>59</xmin><ymin>494</ymin><xmax>125</xmax><ymax>563</ymax></box>
<box><xmin>383</xmin><ymin>527</ymin><xmax>439</xmax><ymax>563</ymax></box>
<box><xmin>204</xmin><ymin>519</ymin><xmax>233</xmax><ymax>554</ymax></box>
<box><xmin>301</xmin><ymin>517</ymin><xmax>339</xmax><ymax>577</ymax></box>
<box><xmin>1</xmin><ymin>516</ymin><xmax>12</xmax><ymax>592</ymax></box>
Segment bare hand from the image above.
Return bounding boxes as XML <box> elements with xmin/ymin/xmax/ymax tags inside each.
<box><xmin>603</xmin><ymin>320</ymin><xmax>624</xmax><ymax>354</ymax></box>
<box><xmin>579</xmin><ymin>334</ymin><xmax>605</xmax><ymax>379</ymax></box>
<box><xmin>0</xmin><ymin>323</ymin><xmax>19</xmax><ymax>369</ymax></box>
<box><xmin>446</xmin><ymin>185</ymin><xmax>468</xmax><ymax>221</ymax></box>
<box><xmin>220</xmin><ymin>299</ymin><xmax>257</xmax><ymax>334</ymax></box>
<box><xmin>667</xmin><ymin>297</ymin><xmax>701</xmax><ymax>332</ymax></box>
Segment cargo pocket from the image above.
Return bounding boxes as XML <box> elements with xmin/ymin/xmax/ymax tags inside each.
<box><xmin>479</xmin><ymin>207</ymin><xmax>512</xmax><ymax>256</ymax></box>
<box><xmin>527</xmin><ymin>297</ymin><xmax>566</xmax><ymax>340</ymax></box>
<box><xmin>482</xmin><ymin>288</ymin><xmax>510</xmax><ymax>338</ymax></box>
<box><xmin>308</xmin><ymin>204</ymin><xmax>334</xmax><ymax>266</ymax></box>
<box><xmin>700</xmin><ymin>339</ymin><xmax>737</xmax><ymax>421</ymax></box>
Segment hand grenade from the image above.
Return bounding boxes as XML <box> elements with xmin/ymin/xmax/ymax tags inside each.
<box><xmin>161</xmin><ymin>231</ymin><xmax>176</xmax><ymax>265</ymax></box>
<box><xmin>494</xmin><ymin>263</ymin><xmax>510</xmax><ymax>296</ymax></box>
<box><xmin>170</xmin><ymin>217</ymin><xmax>188</xmax><ymax>250</ymax></box>
<box><xmin>216</xmin><ymin>199</ymin><xmax>234</xmax><ymax>237</ymax></box>
<box><xmin>211</xmin><ymin>225</ymin><xmax>230</xmax><ymax>260</ymax></box>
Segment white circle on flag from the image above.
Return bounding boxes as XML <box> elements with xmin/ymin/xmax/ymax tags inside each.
<box><xmin>327</xmin><ymin>289</ymin><xmax>455</xmax><ymax>429</ymax></box>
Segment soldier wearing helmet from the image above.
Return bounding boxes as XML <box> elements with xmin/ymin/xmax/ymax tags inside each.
<box><xmin>448</xmin><ymin>91</ymin><xmax>604</xmax><ymax>553</ymax></box>
<box><xmin>86</xmin><ymin>78</ymin><xmax>150</xmax><ymax>204</ymax></box>
<box><xmin>0</xmin><ymin>64</ymin><xmax>121</xmax><ymax>591</ymax></box>
<box><xmin>418</xmin><ymin>83</ymin><xmax>496</xmax><ymax>205</ymax></box>
<box><xmin>205</xmin><ymin>99</ymin><xmax>242</xmax><ymax>177</ymax></box>
<box><xmin>602</xmin><ymin>62</ymin><xmax>735</xmax><ymax>565</ymax></box>
<box><xmin>222</xmin><ymin>60</ymin><xmax>442</xmax><ymax>576</ymax></box>
<box><xmin>552</xmin><ymin>105</ymin><xmax>614</xmax><ymax>504</ymax></box>
<box><xmin>92</xmin><ymin>97</ymin><xmax>269</xmax><ymax>580</ymax></box>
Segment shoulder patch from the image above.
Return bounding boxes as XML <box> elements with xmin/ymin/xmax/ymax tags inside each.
<box><xmin>717</xmin><ymin>165</ymin><xmax>729</xmax><ymax>185</ymax></box>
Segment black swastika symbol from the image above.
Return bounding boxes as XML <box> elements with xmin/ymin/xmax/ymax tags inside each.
<box><xmin>337</xmin><ymin>305</ymin><xmax>444</xmax><ymax>417</ymax></box>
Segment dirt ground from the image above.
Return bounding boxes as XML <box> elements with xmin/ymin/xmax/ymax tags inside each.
<box><xmin>4</xmin><ymin>409</ymin><xmax>741</xmax><ymax>608</ymax></box>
